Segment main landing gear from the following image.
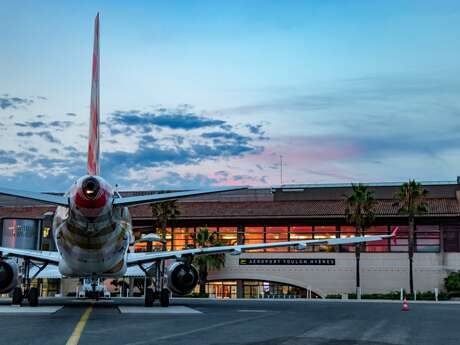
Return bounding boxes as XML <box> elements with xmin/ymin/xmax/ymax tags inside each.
<box><xmin>12</xmin><ymin>259</ymin><xmax>47</xmax><ymax>307</ymax></box>
<box><xmin>139</xmin><ymin>260</ymin><xmax>170</xmax><ymax>308</ymax></box>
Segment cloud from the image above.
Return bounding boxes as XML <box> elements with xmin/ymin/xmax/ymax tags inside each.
<box><xmin>202</xmin><ymin>131</ymin><xmax>249</xmax><ymax>141</ymax></box>
<box><xmin>2</xmin><ymin>103</ymin><xmax>269</xmax><ymax>190</ymax></box>
<box><xmin>101</xmin><ymin>105</ymin><xmax>266</xmax><ymax>173</ymax></box>
<box><xmin>121</xmin><ymin>170</ymin><xmax>266</xmax><ymax>190</ymax></box>
<box><xmin>15</xmin><ymin>121</ymin><xmax>47</xmax><ymax>128</ymax></box>
<box><xmin>0</xmin><ymin>95</ymin><xmax>34</xmax><ymax>110</ymax></box>
<box><xmin>17</xmin><ymin>130</ymin><xmax>61</xmax><ymax>144</ymax></box>
<box><xmin>16</xmin><ymin>131</ymin><xmax>34</xmax><ymax>137</ymax></box>
<box><xmin>215</xmin><ymin>170</ymin><xmax>229</xmax><ymax>178</ymax></box>
<box><xmin>103</xmin><ymin>141</ymin><xmax>255</xmax><ymax>170</ymax></box>
<box><xmin>153</xmin><ymin>113</ymin><xmax>225</xmax><ymax>130</ymax></box>
<box><xmin>0</xmin><ymin>170</ymin><xmax>81</xmax><ymax>192</ymax></box>
<box><xmin>245</xmin><ymin>123</ymin><xmax>267</xmax><ymax>137</ymax></box>
<box><xmin>15</xmin><ymin>120</ymin><xmax>73</xmax><ymax>129</ymax></box>
<box><xmin>145</xmin><ymin>171</ymin><xmax>219</xmax><ymax>189</ymax></box>
<box><xmin>49</xmin><ymin>120</ymin><xmax>73</xmax><ymax>128</ymax></box>
<box><xmin>0</xmin><ymin>150</ymin><xmax>17</xmax><ymax>164</ymax></box>
<box><xmin>109</xmin><ymin>106</ymin><xmax>226</xmax><ymax>133</ymax></box>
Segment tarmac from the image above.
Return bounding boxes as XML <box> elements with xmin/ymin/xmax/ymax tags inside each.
<box><xmin>0</xmin><ymin>297</ymin><xmax>458</xmax><ymax>345</ymax></box>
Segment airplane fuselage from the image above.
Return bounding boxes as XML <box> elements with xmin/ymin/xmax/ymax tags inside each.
<box><xmin>53</xmin><ymin>175</ymin><xmax>133</xmax><ymax>277</ymax></box>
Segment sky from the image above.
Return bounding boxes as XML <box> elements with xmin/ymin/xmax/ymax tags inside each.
<box><xmin>1</xmin><ymin>0</ymin><xmax>460</xmax><ymax>191</ymax></box>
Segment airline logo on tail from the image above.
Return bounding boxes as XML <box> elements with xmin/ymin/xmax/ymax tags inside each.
<box><xmin>88</xmin><ymin>13</ymin><xmax>100</xmax><ymax>176</ymax></box>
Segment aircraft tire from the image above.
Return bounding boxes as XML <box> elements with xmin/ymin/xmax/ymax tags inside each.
<box><xmin>28</xmin><ymin>287</ymin><xmax>39</xmax><ymax>307</ymax></box>
<box><xmin>145</xmin><ymin>288</ymin><xmax>154</xmax><ymax>307</ymax></box>
<box><xmin>160</xmin><ymin>288</ymin><xmax>169</xmax><ymax>308</ymax></box>
<box><xmin>12</xmin><ymin>287</ymin><xmax>23</xmax><ymax>306</ymax></box>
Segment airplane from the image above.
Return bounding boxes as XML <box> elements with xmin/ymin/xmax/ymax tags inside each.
<box><xmin>0</xmin><ymin>14</ymin><xmax>398</xmax><ymax>307</ymax></box>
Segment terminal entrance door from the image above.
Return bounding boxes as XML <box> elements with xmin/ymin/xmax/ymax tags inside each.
<box><xmin>207</xmin><ymin>281</ymin><xmax>237</xmax><ymax>299</ymax></box>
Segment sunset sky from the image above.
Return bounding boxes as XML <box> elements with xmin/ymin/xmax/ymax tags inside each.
<box><xmin>1</xmin><ymin>0</ymin><xmax>460</xmax><ymax>191</ymax></box>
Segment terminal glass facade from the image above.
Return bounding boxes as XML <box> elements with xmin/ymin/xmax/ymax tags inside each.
<box><xmin>140</xmin><ymin>223</ymin><xmax>441</xmax><ymax>253</ymax></box>
<box><xmin>1</xmin><ymin>218</ymin><xmax>40</xmax><ymax>249</ymax></box>
<box><xmin>199</xmin><ymin>280</ymin><xmax>315</xmax><ymax>299</ymax></box>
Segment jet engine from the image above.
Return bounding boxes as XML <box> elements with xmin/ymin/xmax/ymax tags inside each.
<box><xmin>0</xmin><ymin>260</ymin><xmax>19</xmax><ymax>293</ymax></box>
<box><xmin>166</xmin><ymin>261</ymin><xmax>199</xmax><ymax>295</ymax></box>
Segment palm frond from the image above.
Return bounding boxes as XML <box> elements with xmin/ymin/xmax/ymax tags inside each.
<box><xmin>344</xmin><ymin>183</ymin><xmax>376</xmax><ymax>230</ymax></box>
<box><xmin>394</xmin><ymin>180</ymin><xmax>429</xmax><ymax>217</ymax></box>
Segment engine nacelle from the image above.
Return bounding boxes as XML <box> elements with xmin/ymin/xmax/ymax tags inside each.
<box><xmin>166</xmin><ymin>261</ymin><xmax>199</xmax><ymax>295</ymax></box>
<box><xmin>0</xmin><ymin>260</ymin><xmax>19</xmax><ymax>293</ymax></box>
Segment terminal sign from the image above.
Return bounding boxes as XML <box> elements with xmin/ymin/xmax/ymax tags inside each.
<box><xmin>239</xmin><ymin>258</ymin><xmax>335</xmax><ymax>266</ymax></box>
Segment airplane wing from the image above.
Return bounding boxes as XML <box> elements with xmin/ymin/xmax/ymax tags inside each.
<box><xmin>127</xmin><ymin>229</ymin><xmax>398</xmax><ymax>266</ymax></box>
<box><xmin>113</xmin><ymin>186</ymin><xmax>247</xmax><ymax>207</ymax></box>
<box><xmin>0</xmin><ymin>247</ymin><xmax>61</xmax><ymax>265</ymax></box>
<box><xmin>0</xmin><ymin>187</ymin><xmax>68</xmax><ymax>206</ymax></box>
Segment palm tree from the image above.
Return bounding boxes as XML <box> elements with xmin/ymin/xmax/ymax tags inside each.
<box><xmin>192</xmin><ymin>227</ymin><xmax>225</xmax><ymax>296</ymax></box>
<box><xmin>393</xmin><ymin>180</ymin><xmax>428</xmax><ymax>296</ymax></box>
<box><xmin>344</xmin><ymin>184</ymin><xmax>376</xmax><ymax>296</ymax></box>
<box><xmin>151</xmin><ymin>200</ymin><xmax>180</xmax><ymax>248</ymax></box>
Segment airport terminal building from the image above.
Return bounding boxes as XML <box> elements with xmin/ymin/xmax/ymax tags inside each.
<box><xmin>1</xmin><ymin>181</ymin><xmax>460</xmax><ymax>298</ymax></box>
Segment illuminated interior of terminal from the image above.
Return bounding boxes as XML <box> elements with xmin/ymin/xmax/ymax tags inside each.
<box><xmin>132</xmin><ymin>225</ymin><xmax>441</xmax><ymax>253</ymax></box>
<box><xmin>194</xmin><ymin>280</ymin><xmax>319</xmax><ymax>299</ymax></box>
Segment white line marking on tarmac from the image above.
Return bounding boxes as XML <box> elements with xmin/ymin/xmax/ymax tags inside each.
<box><xmin>0</xmin><ymin>306</ymin><xmax>63</xmax><ymax>313</ymax></box>
<box><xmin>118</xmin><ymin>306</ymin><xmax>202</xmax><ymax>314</ymax></box>
<box><xmin>238</xmin><ymin>309</ymin><xmax>268</xmax><ymax>313</ymax></box>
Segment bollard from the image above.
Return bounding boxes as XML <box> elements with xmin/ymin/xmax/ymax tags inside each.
<box><xmin>400</xmin><ymin>288</ymin><xmax>403</xmax><ymax>301</ymax></box>
<box><xmin>414</xmin><ymin>291</ymin><xmax>417</xmax><ymax>301</ymax></box>
<box><xmin>435</xmin><ymin>288</ymin><xmax>438</xmax><ymax>302</ymax></box>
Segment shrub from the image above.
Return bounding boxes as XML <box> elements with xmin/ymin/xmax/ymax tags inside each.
<box><xmin>444</xmin><ymin>272</ymin><xmax>460</xmax><ymax>292</ymax></box>
<box><xmin>326</xmin><ymin>294</ymin><xmax>342</xmax><ymax>299</ymax></box>
<box><xmin>339</xmin><ymin>290</ymin><xmax>448</xmax><ymax>300</ymax></box>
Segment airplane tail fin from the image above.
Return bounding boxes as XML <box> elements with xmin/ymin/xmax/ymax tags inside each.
<box><xmin>87</xmin><ymin>13</ymin><xmax>100</xmax><ymax>176</ymax></box>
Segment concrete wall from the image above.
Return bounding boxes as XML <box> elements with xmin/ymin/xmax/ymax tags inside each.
<box><xmin>208</xmin><ymin>252</ymin><xmax>460</xmax><ymax>297</ymax></box>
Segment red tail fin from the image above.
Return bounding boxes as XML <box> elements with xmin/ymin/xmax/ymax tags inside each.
<box><xmin>87</xmin><ymin>13</ymin><xmax>100</xmax><ymax>176</ymax></box>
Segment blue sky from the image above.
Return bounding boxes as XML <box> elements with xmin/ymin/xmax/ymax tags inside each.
<box><xmin>1</xmin><ymin>1</ymin><xmax>460</xmax><ymax>191</ymax></box>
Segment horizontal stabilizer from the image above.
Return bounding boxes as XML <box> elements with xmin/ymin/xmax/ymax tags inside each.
<box><xmin>113</xmin><ymin>186</ymin><xmax>247</xmax><ymax>207</ymax></box>
<box><xmin>0</xmin><ymin>187</ymin><xmax>68</xmax><ymax>206</ymax></box>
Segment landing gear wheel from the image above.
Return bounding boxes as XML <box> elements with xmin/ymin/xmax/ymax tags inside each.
<box><xmin>160</xmin><ymin>289</ymin><xmax>170</xmax><ymax>308</ymax></box>
<box><xmin>28</xmin><ymin>287</ymin><xmax>39</xmax><ymax>307</ymax></box>
<box><xmin>153</xmin><ymin>291</ymin><xmax>160</xmax><ymax>300</ymax></box>
<box><xmin>145</xmin><ymin>288</ymin><xmax>154</xmax><ymax>307</ymax></box>
<box><xmin>12</xmin><ymin>287</ymin><xmax>23</xmax><ymax>306</ymax></box>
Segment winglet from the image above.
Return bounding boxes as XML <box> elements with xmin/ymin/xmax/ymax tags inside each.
<box><xmin>87</xmin><ymin>13</ymin><xmax>100</xmax><ymax>176</ymax></box>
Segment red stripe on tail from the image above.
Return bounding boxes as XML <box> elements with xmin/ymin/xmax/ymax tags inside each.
<box><xmin>87</xmin><ymin>13</ymin><xmax>100</xmax><ymax>176</ymax></box>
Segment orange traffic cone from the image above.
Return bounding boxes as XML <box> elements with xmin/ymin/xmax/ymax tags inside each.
<box><xmin>402</xmin><ymin>297</ymin><xmax>409</xmax><ymax>311</ymax></box>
